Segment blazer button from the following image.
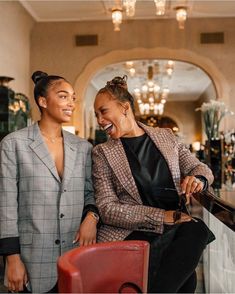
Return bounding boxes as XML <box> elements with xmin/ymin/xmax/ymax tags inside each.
<box><xmin>55</xmin><ymin>239</ymin><xmax>60</xmax><ymax>245</ymax></box>
<box><xmin>60</xmin><ymin>213</ymin><xmax>64</xmax><ymax>218</ymax></box>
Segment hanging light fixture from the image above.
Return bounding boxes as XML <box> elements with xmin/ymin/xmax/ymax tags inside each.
<box><xmin>166</xmin><ymin>60</ymin><xmax>175</xmax><ymax>76</ymax></box>
<box><xmin>133</xmin><ymin>64</ymin><xmax>171</xmax><ymax>116</ymax></box>
<box><xmin>122</xmin><ymin>0</ymin><xmax>136</xmax><ymax>17</ymax></box>
<box><xmin>112</xmin><ymin>7</ymin><xmax>123</xmax><ymax>31</ymax></box>
<box><xmin>175</xmin><ymin>6</ymin><xmax>187</xmax><ymax>29</ymax></box>
<box><xmin>154</xmin><ymin>0</ymin><xmax>166</xmax><ymax>16</ymax></box>
<box><xmin>110</xmin><ymin>1</ymin><xmax>189</xmax><ymax>32</ymax></box>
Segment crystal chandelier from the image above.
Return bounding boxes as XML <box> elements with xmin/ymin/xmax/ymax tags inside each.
<box><xmin>175</xmin><ymin>6</ymin><xmax>187</xmax><ymax>29</ymax></box>
<box><xmin>111</xmin><ymin>1</ymin><xmax>188</xmax><ymax>31</ymax></box>
<box><xmin>123</xmin><ymin>0</ymin><xmax>136</xmax><ymax>17</ymax></box>
<box><xmin>154</xmin><ymin>0</ymin><xmax>166</xmax><ymax>16</ymax></box>
<box><xmin>132</xmin><ymin>62</ymin><xmax>174</xmax><ymax>116</ymax></box>
<box><xmin>111</xmin><ymin>0</ymin><xmax>136</xmax><ymax>31</ymax></box>
<box><xmin>112</xmin><ymin>7</ymin><xmax>123</xmax><ymax>31</ymax></box>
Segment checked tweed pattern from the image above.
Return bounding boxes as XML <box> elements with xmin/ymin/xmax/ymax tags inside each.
<box><xmin>0</xmin><ymin>123</ymin><xmax>95</xmax><ymax>293</ymax></box>
<box><xmin>92</xmin><ymin>122</ymin><xmax>214</xmax><ymax>243</ymax></box>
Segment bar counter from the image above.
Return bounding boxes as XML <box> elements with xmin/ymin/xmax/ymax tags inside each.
<box><xmin>193</xmin><ymin>188</ymin><xmax>235</xmax><ymax>231</ymax></box>
<box><xmin>193</xmin><ymin>187</ymin><xmax>235</xmax><ymax>293</ymax></box>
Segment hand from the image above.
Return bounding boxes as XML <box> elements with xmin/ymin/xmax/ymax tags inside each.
<box><xmin>164</xmin><ymin>210</ymin><xmax>192</xmax><ymax>225</ymax></box>
<box><xmin>73</xmin><ymin>213</ymin><xmax>97</xmax><ymax>246</ymax></box>
<box><xmin>6</xmin><ymin>254</ymin><xmax>28</xmax><ymax>292</ymax></box>
<box><xmin>180</xmin><ymin>176</ymin><xmax>204</xmax><ymax>204</ymax></box>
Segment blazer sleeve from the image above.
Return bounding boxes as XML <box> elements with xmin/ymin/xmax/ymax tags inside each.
<box><xmin>92</xmin><ymin>146</ymin><xmax>165</xmax><ymax>234</ymax></box>
<box><xmin>0</xmin><ymin>137</ymin><xmax>20</xmax><ymax>255</ymax></box>
<box><xmin>83</xmin><ymin>143</ymin><xmax>96</xmax><ymax>207</ymax></box>
<box><xmin>166</xmin><ymin>129</ymin><xmax>214</xmax><ymax>185</ymax></box>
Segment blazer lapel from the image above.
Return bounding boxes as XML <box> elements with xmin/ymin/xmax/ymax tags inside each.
<box><xmin>61</xmin><ymin>130</ymin><xmax>77</xmax><ymax>189</ymax></box>
<box><xmin>28</xmin><ymin>123</ymin><xmax>61</xmax><ymax>183</ymax></box>
<box><xmin>102</xmin><ymin>139</ymin><xmax>142</xmax><ymax>204</ymax></box>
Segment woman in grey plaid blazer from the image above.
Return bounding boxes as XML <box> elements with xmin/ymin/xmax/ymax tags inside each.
<box><xmin>0</xmin><ymin>71</ymin><xmax>99</xmax><ymax>293</ymax></box>
<box><xmin>93</xmin><ymin>76</ymin><xmax>214</xmax><ymax>293</ymax></box>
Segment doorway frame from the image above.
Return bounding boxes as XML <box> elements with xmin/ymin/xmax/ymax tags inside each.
<box><xmin>73</xmin><ymin>47</ymin><xmax>230</xmax><ymax>137</ymax></box>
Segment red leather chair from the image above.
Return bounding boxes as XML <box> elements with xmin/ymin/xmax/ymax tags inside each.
<box><xmin>57</xmin><ymin>240</ymin><xmax>150</xmax><ymax>293</ymax></box>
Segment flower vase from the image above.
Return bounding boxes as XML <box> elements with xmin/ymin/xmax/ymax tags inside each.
<box><xmin>203</xmin><ymin>110</ymin><xmax>220</xmax><ymax>140</ymax></box>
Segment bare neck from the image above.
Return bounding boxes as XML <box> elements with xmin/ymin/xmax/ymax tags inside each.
<box><xmin>122</xmin><ymin>120</ymin><xmax>145</xmax><ymax>138</ymax></box>
<box><xmin>38</xmin><ymin>117</ymin><xmax>62</xmax><ymax>137</ymax></box>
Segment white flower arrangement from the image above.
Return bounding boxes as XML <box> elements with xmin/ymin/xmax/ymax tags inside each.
<box><xmin>195</xmin><ymin>100</ymin><xmax>234</xmax><ymax>140</ymax></box>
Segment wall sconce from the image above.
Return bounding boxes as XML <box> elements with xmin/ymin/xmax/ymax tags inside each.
<box><xmin>112</xmin><ymin>7</ymin><xmax>123</xmax><ymax>31</ymax></box>
<box><xmin>175</xmin><ymin>6</ymin><xmax>187</xmax><ymax>29</ymax></box>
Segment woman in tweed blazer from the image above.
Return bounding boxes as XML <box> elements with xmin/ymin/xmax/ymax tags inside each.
<box><xmin>93</xmin><ymin>76</ymin><xmax>214</xmax><ymax>293</ymax></box>
<box><xmin>0</xmin><ymin>71</ymin><xmax>99</xmax><ymax>293</ymax></box>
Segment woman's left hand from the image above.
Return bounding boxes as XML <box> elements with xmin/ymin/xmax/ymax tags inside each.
<box><xmin>73</xmin><ymin>213</ymin><xmax>97</xmax><ymax>246</ymax></box>
<box><xmin>181</xmin><ymin>176</ymin><xmax>204</xmax><ymax>204</ymax></box>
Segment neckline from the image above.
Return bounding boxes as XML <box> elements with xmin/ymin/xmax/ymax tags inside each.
<box><xmin>121</xmin><ymin>132</ymin><xmax>147</xmax><ymax>140</ymax></box>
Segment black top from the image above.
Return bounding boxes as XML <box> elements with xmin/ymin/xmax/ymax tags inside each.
<box><xmin>121</xmin><ymin>133</ymin><xmax>179</xmax><ymax>210</ymax></box>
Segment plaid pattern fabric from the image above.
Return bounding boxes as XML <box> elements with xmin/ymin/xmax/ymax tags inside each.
<box><xmin>92</xmin><ymin>122</ymin><xmax>213</xmax><ymax>243</ymax></box>
<box><xmin>0</xmin><ymin>123</ymin><xmax>95</xmax><ymax>293</ymax></box>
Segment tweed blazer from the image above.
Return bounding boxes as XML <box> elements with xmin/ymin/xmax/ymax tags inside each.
<box><xmin>0</xmin><ymin>123</ymin><xmax>95</xmax><ymax>293</ymax></box>
<box><xmin>92</xmin><ymin>122</ymin><xmax>214</xmax><ymax>243</ymax></box>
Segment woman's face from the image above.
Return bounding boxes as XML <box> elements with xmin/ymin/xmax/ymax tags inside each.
<box><xmin>41</xmin><ymin>79</ymin><xmax>76</xmax><ymax>123</ymax></box>
<box><xmin>94</xmin><ymin>92</ymin><xmax>131</xmax><ymax>139</ymax></box>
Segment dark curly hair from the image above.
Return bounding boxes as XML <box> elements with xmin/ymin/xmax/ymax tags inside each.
<box><xmin>96</xmin><ymin>75</ymin><xmax>135</xmax><ymax>114</ymax></box>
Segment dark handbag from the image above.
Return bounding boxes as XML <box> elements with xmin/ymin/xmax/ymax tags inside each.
<box><xmin>194</xmin><ymin>217</ymin><xmax>216</xmax><ymax>245</ymax></box>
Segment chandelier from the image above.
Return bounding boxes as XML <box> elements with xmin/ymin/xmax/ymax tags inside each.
<box><xmin>175</xmin><ymin>6</ymin><xmax>187</xmax><ymax>29</ymax></box>
<box><xmin>112</xmin><ymin>7</ymin><xmax>123</xmax><ymax>31</ymax></box>
<box><xmin>111</xmin><ymin>0</ymin><xmax>188</xmax><ymax>31</ymax></box>
<box><xmin>132</xmin><ymin>61</ymin><xmax>174</xmax><ymax>116</ymax></box>
<box><xmin>123</xmin><ymin>0</ymin><xmax>136</xmax><ymax>17</ymax></box>
<box><xmin>154</xmin><ymin>0</ymin><xmax>166</xmax><ymax>16</ymax></box>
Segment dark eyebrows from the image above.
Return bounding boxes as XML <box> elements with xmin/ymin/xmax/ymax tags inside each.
<box><xmin>94</xmin><ymin>106</ymin><xmax>107</xmax><ymax>117</ymax></box>
<box><xmin>56</xmin><ymin>90</ymin><xmax>75</xmax><ymax>95</ymax></box>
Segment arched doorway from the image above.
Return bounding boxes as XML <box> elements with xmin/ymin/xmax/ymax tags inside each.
<box><xmin>73</xmin><ymin>47</ymin><xmax>229</xmax><ymax>138</ymax></box>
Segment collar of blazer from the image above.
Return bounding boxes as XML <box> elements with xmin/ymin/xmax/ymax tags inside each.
<box><xmin>99</xmin><ymin>122</ymin><xmax>180</xmax><ymax>202</ymax></box>
<box><xmin>27</xmin><ymin>122</ymin><xmax>78</xmax><ymax>185</ymax></box>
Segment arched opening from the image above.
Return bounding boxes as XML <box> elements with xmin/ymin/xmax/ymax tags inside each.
<box><xmin>73</xmin><ymin>48</ymin><xmax>230</xmax><ymax>140</ymax></box>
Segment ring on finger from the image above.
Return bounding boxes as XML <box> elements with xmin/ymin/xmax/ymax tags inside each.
<box><xmin>193</xmin><ymin>178</ymin><xmax>200</xmax><ymax>184</ymax></box>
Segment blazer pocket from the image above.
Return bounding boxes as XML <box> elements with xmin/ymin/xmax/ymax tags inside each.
<box><xmin>19</xmin><ymin>232</ymin><xmax>33</xmax><ymax>245</ymax></box>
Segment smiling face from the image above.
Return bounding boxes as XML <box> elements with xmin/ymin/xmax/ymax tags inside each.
<box><xmin>94</xmin><ymin>91</ymin><xmax>134</xmax><ymax>139</ymax></box>
<box><xmin>38</xmin><ymin>79</ymin><xmax>76</xmax><ymax>123</ymax></box>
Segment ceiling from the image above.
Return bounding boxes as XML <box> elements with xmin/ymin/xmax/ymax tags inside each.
<box><xmin>19</xmin><ymin>0</ymin><xmax>235</xmax><ymax>22</ymax></box>
<box><xmin>91</xmin><ymin>59</ymin><xmax>214</xmax><ymax>101</ymax></box>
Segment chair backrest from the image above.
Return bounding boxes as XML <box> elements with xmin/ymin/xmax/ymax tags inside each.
<box><xmin>57</xmin><ymin>240</ymin><xmax>150</xmax><ymax>293</ymax></box>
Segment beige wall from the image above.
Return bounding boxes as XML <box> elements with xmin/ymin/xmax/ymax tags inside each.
<box><xmin>164</xmin><ymin>101</ymin><xmax>202</xmax><ymax>145</ymax></box>
<box><xmin>30</xmin><ymin>17</ymin><xmax>235</xmax><ymax>139</ymax></box>
<box><xmin>0</xmin><ymin>1</ymin><xmax>34</xmax><ymax>97</ymax></box>
<box><xmin>83</xmin><ymin>83</ymin><xmax>97</xmax><ymax>138</ymax></box>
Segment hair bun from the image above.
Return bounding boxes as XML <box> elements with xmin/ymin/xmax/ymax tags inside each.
<box><xmin>107</xmin><ymin>75</ymin><xmax>128</xmax><ymax>90</ymax></box>
<box><xmin>31</xmin><ymin>71</ymin><xmax>48</xmax><ymax>84</ymax></box>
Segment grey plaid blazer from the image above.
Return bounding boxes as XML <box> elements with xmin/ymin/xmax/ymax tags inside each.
<box><xmin>0</xmin><ymin>123</ymin><xmax>95</xmax><ymax>293</ymax></box>
<box><xmin>92</xmin><ymin>122</ymin><xmax>214</xmax><ymax>243</ymax></box>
